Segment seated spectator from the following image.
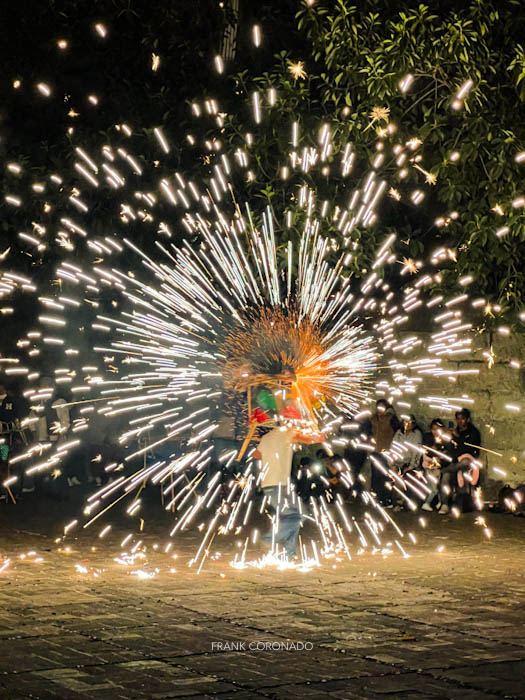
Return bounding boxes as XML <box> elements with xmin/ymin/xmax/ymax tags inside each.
<box><xmin>321</xmin><ymin>453</ymin><xmax>352</xmax><ymax>501</ymax></box>
<box><xmin>421</xmin><ymin>418</ymin><xmax>449</xmax><ymax>512</ymax></box>
<box><xmin>316</xmin><ymin>448</ymin><xmax>331</xmax><ymax>474</ymax></box>
<box><xmin>392</xmin><ymin>415</ymin><xmax>423</xmax><ymax>473</ymax></box>
<box><xmin>389</xmin><ymin>415</ymin><xmax>423</xmax><ymax>510</ymax></box>
<box><xmin>294</xmin><ymin>452</ymin><xmax>330</xmax><ymax>502</ymax></box>
<box><xmin>439</xmin><ymin>408</ymin><xmax>481</xmax><ymax>514</ymax></box>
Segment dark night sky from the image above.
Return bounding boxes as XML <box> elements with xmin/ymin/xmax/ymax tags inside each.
<box><xmin>0</xmin><ymin>1</ymin><xmax>304</xmax><ymax>379</ymax></box>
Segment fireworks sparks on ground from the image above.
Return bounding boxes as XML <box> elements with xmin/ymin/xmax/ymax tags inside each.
<box><xmin>1</xmin><ymin>16</ymin><xmax>523</xmax><ymax>575</ymax></box>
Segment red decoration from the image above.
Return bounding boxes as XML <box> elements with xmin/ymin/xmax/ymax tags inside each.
<box><xmin>280</xmin><ymin>404</ymin><xmax>301</xmax><ymax>420</ymax></box>
<box><xmin>249</xmin><ymin>407</ymin><xmax>270</xmax><ymax>424</ymax></box>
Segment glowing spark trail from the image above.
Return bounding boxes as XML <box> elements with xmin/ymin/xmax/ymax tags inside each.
<box><xmin>2</xmin><ymin>14</ymin><xmax>521</xmax><ymax>574</ymax></box>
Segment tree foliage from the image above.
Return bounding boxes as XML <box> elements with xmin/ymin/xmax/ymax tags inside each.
<box><xmin>226</xmin><ymin>0</ymin><xmax>525</xmax><ymax>312</ymax></box>
<box><xmin>1</xmin><ymin>0</ymin><xmax>525</xmax><ymax>324</ymax></box>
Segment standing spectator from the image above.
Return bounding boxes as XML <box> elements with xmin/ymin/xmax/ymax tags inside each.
<box><xmin>0</xmin><ymin>381</ymin><xmax>29</xmax><ymax>425</ymax></box>
<box><xmin>369</xmin><ymin>399</ymin><xmax>401</xmax><ymax>507</ymax></box>
<box><xmin>439</xmin><ymin>408</ymin><xmax>481</xmax><ymax>514</ymax></box>
<box><xmin>344</xmin><ymin>417</ymin><xmax>370</xmax><ymax>496</ymax></box>
<box><xmin>254</xmin><ymin>420</ymin><xmax>324</xmax><ymax>559</ymax></box>
<box><xmin>89</xmin><ymin>434</ymin><xmax>126</xmax><ymax>485</ymax></box>
<box><xmin>294</xmin><ymin>455</ymin><xmax>313</xmax><ymax>502</ymax></box>
<box><xmin>421</xmin><ymin>418</ymin><xmax>449</xmax><ymax>511</ymax></box>
<box><xmin>370</xmin><ymin>400</ymin><xmax>400</xmax><ymax>452</ymax></box>
<box><xmin>29</xmin><ymin>383</ymin><xmax>78</xmax><ymax>486</ymax></box>
<box><xmin>0</xmin><ymin>381</ymin><xmax>32</xmax><ymax>493</ymax></box>
<box><xmin>208</xmin><ymin>411</ymin><xmax>239</xmax><ymax>496</ymax></box>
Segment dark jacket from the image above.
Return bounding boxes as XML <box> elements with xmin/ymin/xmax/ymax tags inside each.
<box><xmin>449</xmin><ymin>424</ymin><xmax>481</xmax><ymax>461</ymax></box>
<box><xmin>0</xmin><ymin>393</ymin><xmax>30</xmax><ymax>423</ymax></box>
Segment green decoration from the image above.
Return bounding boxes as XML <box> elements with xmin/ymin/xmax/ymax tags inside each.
<box><xmin>257</xmin><ymin>389</ymin><xmax>277</xmax><ymax>411</ymax></box>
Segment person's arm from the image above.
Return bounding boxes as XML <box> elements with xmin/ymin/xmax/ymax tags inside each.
<box><xmin>391</xmin><ymin>414</ymin><xmax>402</xmax><ymax>433</ymax></box>
<box><xmin>294</xmin><ymin>431</ymin><xmax>326</xmax><ymax>445</ymax></box>
<box><xmin>361</xmin><ymin>418</ymin><xmax>372</xmax><ymax>437</ymax></box>
<box><xmin>461</xmin><ymin>426</ymin><xmax>480</xmax><ymax>459</ymax></box>
<box><xmin>52</xmin><ymin>399</ymin><xmax>71</xmax><ymax>431</ymax></box>
<box><xmin>392</xmin><ymin>428</ymin><xmax>402</xmax><ymax>444</ymax></box>
<box><xmin>472</xmin><ymin>426</ymin><xmax>481</xmax><ymax>453</ymax></box>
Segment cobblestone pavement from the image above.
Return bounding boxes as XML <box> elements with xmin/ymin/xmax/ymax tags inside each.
<box><xmin>0</xmin><ymin>493</ymin><xmax>524</xmax><ymax>699</ymax></box>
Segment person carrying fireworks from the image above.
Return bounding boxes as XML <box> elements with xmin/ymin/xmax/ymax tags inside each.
<box><xmin>253</xmin><ymin>410</ymin><xmax>325</xmax><ymax>559</ymax></box>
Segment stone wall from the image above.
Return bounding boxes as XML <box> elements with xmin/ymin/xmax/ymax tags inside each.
<box><xmin>393</xmin><ymin>332</ymin><xmax>525</xmax><ymax>497</ymax></box>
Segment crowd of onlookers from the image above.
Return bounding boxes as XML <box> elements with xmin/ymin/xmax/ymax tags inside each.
<box><xmin>286</xmin><ymin>399</ymin><xmax>482</xmax><ymax>514</ymax></box>
<box><xmin>0</xmin><ymin>379</ymin><xmax>484</xmax><ymax>514</ymax></box>
<box><xmin>0</xmin><ymin>380</ymin><xmax>126</xmax><ymax>499</ymax></box>
<box><xmin>368</xmin><ymin>399</ymin><xmax>482</xmax><ymax>514</ymax></box>
<box><xmin>293</xmin><ymin>399</ymin><xmax>483</xmax><ymax>514</ymax></box>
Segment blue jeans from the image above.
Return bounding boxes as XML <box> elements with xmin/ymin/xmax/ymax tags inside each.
<box><xmin>262</xmin><ymin>485</ymin><xmax>301</xmax><ymax>558</ymax></box>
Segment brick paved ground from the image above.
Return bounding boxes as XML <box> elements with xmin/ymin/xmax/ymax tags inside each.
<box><xmin>0</xmin><ymin>492</ymin><xmax>524</xmax><ymax>699</ymax></box>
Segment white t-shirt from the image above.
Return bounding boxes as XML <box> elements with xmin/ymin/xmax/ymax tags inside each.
<box><xmin>392</xmin><ymin>428</ymin><xmax>422</xmax><ymax>470</ymax></box>
<box><xmin>30</xmin><ymin>398</ymin><xmax>70</xmax><ymax>441</ymax></box>
<box><xmin>259</xmin><ymin>427</ymin><xmax>294</xmax><ymax>488</ymax></box>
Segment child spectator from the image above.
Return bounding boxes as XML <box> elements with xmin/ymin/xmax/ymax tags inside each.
<box><xmin>421</xmin><ymin>418</ymin><xmax>449</xmax><ymax>511</ymax></box>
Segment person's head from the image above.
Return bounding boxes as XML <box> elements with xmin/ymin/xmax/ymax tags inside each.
<box><xmin>455</xmin><ymin>408</ymin><xmax>471</xmax><ymax>430</ymax></box>
<box><xmin>300</xmin><ymin>456</ymin><xmax>312</xmax><ymax>467</ymax></box>
<box><xmin>403</xmin><ymin>415</ymin><xmax>417</xmax><ymax>434</ymax></box>
<box><xmin>0</xmin><ymin>382</ymin><xmax>6</xmax><ymax>400</ymax></box>
<box><xmin>331</xmin><ymin>454</ymin><xmax>343</xmax><ymax>469</ymax></box>
<box><xmin>316</xmin><ymin>448</ymin><xmax>331</xmax><ymax>467</ymax></box>
<box><xmin>39</xmin><ymin>376</ymin><xmax>54</xmax><ymax>391</ymax></box>
<box><xmin>281</xmin><ymin>367</ymin><xmax>296</xmax><ymax>382</ymax></box>
<box><xmin>375</xmin><ymin>399</ymin><xmax>389</xmax><ymax>415</ymax></box>
<box><xmin>430</xmin><ymin>418</ymin><xmax>444</xmax><ymax>439</ymax></box>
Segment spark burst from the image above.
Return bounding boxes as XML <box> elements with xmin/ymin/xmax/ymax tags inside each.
<box><xmin>1</xmin><ymin>16</ymin><xmax>523</xmax><ymax>575</ymax></box>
